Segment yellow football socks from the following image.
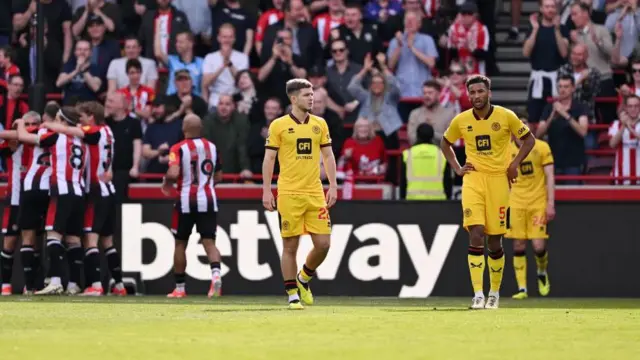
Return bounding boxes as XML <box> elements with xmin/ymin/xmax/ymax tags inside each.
<box><xmin>467</xmin><ymin>246</ymin><xmax>485</xmax><ymax>294</ymax></box>
<box><xmin>535</xmin><ymin>249</ymin><xmax>548</xmax><ymax>274</ymax></box>
<box><xmin>513</xmin><ymin>251</ymin><xmax>527</xmax><ymax>291</ymax></box>
<box><xmin>488</xmin><ymin>248</ymin><xmax>505</xmax><ymax>293</ymax></box>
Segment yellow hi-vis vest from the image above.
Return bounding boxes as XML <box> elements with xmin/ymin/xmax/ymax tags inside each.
<box><xmin>402</xmin><ymin>143</ymin><xmax>446</xmax><ymax>200</ymax></box>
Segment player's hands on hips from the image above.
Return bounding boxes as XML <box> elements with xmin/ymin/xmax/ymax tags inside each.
<box><xmin>507</xmin><ymin>162</ymin><xmax>519</xmax><ymax>184</ymax></box>
<box><xmin>263</xmin><ymin>190</ymin><xmax>276</xmax><ymax>211</ymax></box>
<box><xmin>326</xmin><ymin>186</ymin><xmax>338</xmax><ymax>208</ymax></box>
<box><xmin>455</xmin><ymin>163</ymin><xmax>475</xmax><ymax>176</ymax></box>
<box><xmin>545</xmin><ymin>203</ymin><xmax>556</xmax><ymax>222</ymax></box>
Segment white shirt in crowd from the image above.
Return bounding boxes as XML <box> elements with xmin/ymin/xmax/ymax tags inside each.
<box><xmin>608</xmin><ymin>119</ymin><xmax>640</xmax><ymax>185</ymax></box>
<box><xmin>107</xmin><ymin>57</ymin><xmax>159</xmax><ymax>89</ymax></box>
<box><xmin>202</xmin><ymin>50</ymin><xmax>249</xmax><ymax>108</ymax></box>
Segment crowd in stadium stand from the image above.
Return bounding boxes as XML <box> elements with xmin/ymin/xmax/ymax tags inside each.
<box><xmin>0</xmin><ymin>0</ymin><xmax>639</xmax><ymax>190</ymax></box>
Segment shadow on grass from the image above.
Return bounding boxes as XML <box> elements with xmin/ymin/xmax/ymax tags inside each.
<box><xmin>203</xmin><ymin>308</ymin><xmax>285</xmax><ymax>313</ymax></box>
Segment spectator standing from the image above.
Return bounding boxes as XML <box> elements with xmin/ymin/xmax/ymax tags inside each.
<box><xmin>536</xmin><ymin>76</ymin><xmax>590</xmax><ymax>184</ymax></box>
<box><xmin>261</xmin><ymin>0</ymin><xmax>322</xmax><ymax>71</ymax></box>
<box><xmin>348</xmin><ymin>54</ymin><xmax>402</xmax><ymax>182</ymax></box>
<box><xmin>138</xmin><ymin>0</ymin><xmax>191</xmax><ymax>60</ymax></box>
<box><xmin>605</xmin><ymin>0</ymin><xmax>640</xmax><ymax>66</ymax></box>
<box><xmin>202</xmin><ymin>24</ymin><xmax>250</xmax><ymax>111</ymax></box>
<box><xmin>210</xmin><ymin>0</ymin><xmax>256</xmax><ymax>56</ymax></box>
<box><xmin>0</xmin><ymin>75</ymin><xmax>29</xmax><ymax>130</ymax></box>
<box><xmin>68</xmin><ymin>0</ymin><xmax>116</xmax><ymax>12</ymax></box>
<box><xmin>570</xmin><ymin>2</ymin><xmax>616</xmax><ymax>123</ymax></box>
<box><xmin>85</xmin><ymin>15</ymin><xmax>120</xmax><ymax>86</ymax></box>
<box><xmin>446</xmin><ymin>2</ymin><xmax>490</xmax><ymax>75</ymax></box>
<box><xmin>155</xmin><ymin>30</ymin><xmax>204</xmax><ymax>96</ymax></box>
<box><xmin>15</xmin><ymin>20</ymin><xmax>62</xmax><ymax>91</ymax></box>
<box><xmin>107</xmin><ymin>36</ymin><xmax>158</xmax><ymax>93</ymax></box>
<box><xmin>557</xmin><ymin>44</ymin><xmax>601</xmax><ymax>121</ymax></box>
<box><xmin>172</xmin><ymin>0</ymin><xmax>212</xmax><ymax>56</ymax></box>
<box><xmin>313</xmin><ymin>0</ymin><xmax>345</xmax><ymax>48</ymax></box>
<box><xmin>382</xmin><ymin>0</ymin><xmax>445</xmax><ymax>42</ymax></box>
<box><xmin>255</xmin><ymin>0</ymin><xmax>285</xmax><ymax>55</ymax></box>
<box><xmin>105</xmin><ymin>91</ymin><xmax>142</xmax><ymax>203</ymax></box>
<box><xmin>326</xmin><ymin>39</ymin><xmax>363</xmax><ymax>124</ymax></box>
<box><xmin>338</xmin><ymin>117</ymin><xmax>387</xmax><ymax>178</ymax></box>
<box><xmin>364</xmin><ymin>0</ymin><xmax>403</xmax><ymax>23</ymax></box>
<box><xmin>523</xmin><ymin>0</ymin><xmax>569</xmax><ymax>123</ymax></box>
<box><xmin>618</xmin><ymin>59</ymin><xmax>640</xmax><ymax>103</ymax></box>
<box><xmin>72</xmin><ymin>0</ymin><xmax>121</xmax><ymax>39</ymax></box>
<box><xmin>203</xmin><ymin>94</ymin><xmax>253</xmax><ymax>178</ymax></box>
<box><xmin>247</xmin><ymin>97</ymin><xmax>283</xmax><ymax>174</ymax></box>
<box><xmin>438</xmin><ymin>62</ymin><xmax>472</xmax><ymax>114</ymax></box>
<box><xmin>56</xmin><ymin>39</ymin><xmax>102</xmax><ymax>104</ymax></box>
<box><xmin>165</xmin><ymin>69</ymin><xmax>209</xmax><ymax>119</ymax></box>
<box><xmin>0</xmin><ymin>47</ymin><xmax>20</xmax><ymax>83</ymax></box>
<box><xmin>142</xmin><ymin>100</ymin><xmax>184</xmax><ymax>175</ymax></box>
<box><xmin>387</xmin><ymin>11</ymin><xmax>439</xmax><ymax>98</ymax></box>
<box><xmin>233</xmin><ymin>70</ymin><xmax>259</xmax><ymax>120</ymax></box>
<box><xmin>13</xmin><ymin>0</ymin><xmax>74</xmax><ymax>63</ymax></box>
<box><xmin>407</xmin><ymin>80</ymin><xmax>455</xmax><ymax>145</ymax></box>
<box><xmin>331</xmin><ymin>3</ymin><xmax>382</xmax><ymax>65</ymax></box>
<box><xmin>117</xmin><ymin>59</ymin><xmax>156</xmax><ymax>121</ymax></box>
<box><xmin>258</xmin><ymin>28</ymin><xmax>307</xmax><ymax>106</ymax></box>
<box><xmin>312</xmin><ymin>87</ymin><xmax>343</xmax><ymax>155</ymax></box>
<box><xmin>609</xmin><ymin>94</ymin><xmax>640</xmax><ymax>184</ymax></box>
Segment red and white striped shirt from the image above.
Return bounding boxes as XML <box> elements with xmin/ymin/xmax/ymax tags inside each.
<box><xmin>24</xmin><ymin>127</ymin><xmax>51</xmax><ymax>192</ymax></box>
<box><xmin>256</xmin><ymin>9</ymin><xmax>284</xmax><ymax>43</ymax></box>
<box><xmin>168</xmin><ymin>138</ymin><xmax>221</xmax><ymax>213</ymax></box>
<box><xmin>81</xmin><ymin>125</ymin><xmax>116</xmax><ymax>197</ymax></box>
<box><xmin>312</xmin><ymin>13</ymin><xmax>344</xmax><ymax>47</ymax></box>
<box><xmin>446</xmin><ymin>19</ymin><xmax>490</xmax><ymax>75</ymax></box>
<box><xmin>423</xmin><ymin>0</ymin><xmax>439</xmax><ymax>18</ymax></box>
<box><xmin>38</xmin><ymin>131</ymin><xmax>87</xmax><ymax>196</ymax></box>
<box><xmin>0</xmin><ymin>141</ymin><xmax>24</xmax><ymax>205</ymax></box>
<box><xmin>117</xmin><ymin>85</ymin><xmax>155</xmax><ymax>113</ymax></box>
<box><xmin>609</xmin><ymin>120</ymin><xmax>640</xmax><ymax>184</ymax></box>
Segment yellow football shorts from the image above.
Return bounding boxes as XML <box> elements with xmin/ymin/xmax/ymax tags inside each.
<box><xmin>506</xmin><ymin>207</ymin><xmax>549</xmax><ymax>240</ymax></box>
<box><xmin>461</xmin><ymin>172</ymin><xmax>510</xmax><ymax>235</ymax></box>
<box><xmin>277</xmin><ymin>194</ymin><xmax>331</xmax><ymax>238</ymax></box>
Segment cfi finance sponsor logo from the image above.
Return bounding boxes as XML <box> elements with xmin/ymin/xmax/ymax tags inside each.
<box><xmin>120</xmin><ymin>204</ymin><xmax>459</xmax><ymax>298</ymax></box>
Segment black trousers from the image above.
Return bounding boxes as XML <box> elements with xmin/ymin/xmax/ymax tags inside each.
<box><xmin>378</xmin><ymin>130</ymin><xmax>400</xmax><ymax>185</ymax></box>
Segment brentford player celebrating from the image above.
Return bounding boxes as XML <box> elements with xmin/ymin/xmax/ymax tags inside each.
<box><xmin>162</xmin><ymin>114</ymin><xmax>223</xmax><ymax>298</ymax></box>
<box><xmin>18</xmin><ymin>107</ymin><xmax>87</xmax><ymax>295</ymax></box>
<box><xmin>0</xmin><ymin>111</ymin><xmax>42</xmax><ymax>295</ymax></box>
<box><xmin>44</xmin><ymin>102</ymin><xmax>125</xmax><ymax>296</ymax></box>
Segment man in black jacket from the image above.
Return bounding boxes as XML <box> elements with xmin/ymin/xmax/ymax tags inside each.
<box><xmin>260</xmin><ymin>0</ymin><xmax>322</xmax><ymax>71</ymax></box>
<box><xmin>138</xmin><ymin>0</ymin><xmax>191</xmax><ymax>60</ymax></box>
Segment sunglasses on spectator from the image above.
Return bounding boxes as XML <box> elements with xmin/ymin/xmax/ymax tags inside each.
<box><xmin>632</xmin><ymin>68</ymin><xmax>640</xmax><ymax>73</ymax></box>
<box><xmin>332</xmin><ymin>47</ymin><xmax>346</xmax><ymax>54</ymax></box>
<box><xmin>461</xmin><ymin>11</ymin><xmax>474</xmax><ymax>15</ymax></box>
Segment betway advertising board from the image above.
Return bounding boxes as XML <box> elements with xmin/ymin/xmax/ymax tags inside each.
<box><xmin>120</xmin><ymin>201</ymin><xmax>640</xmax><ymax>297</ymax></box>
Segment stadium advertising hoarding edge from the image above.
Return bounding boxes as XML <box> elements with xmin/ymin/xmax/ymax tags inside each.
<box><xmin>119</xmin><ymin>201</ymin><xmax>640</xmax><ymax>298</ymax></box>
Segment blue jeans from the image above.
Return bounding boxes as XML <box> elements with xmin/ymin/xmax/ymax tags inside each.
<box><xmin>556</xmin><ymin>166</ymin><xmax>583</xmax><ymax>185</ymax></box>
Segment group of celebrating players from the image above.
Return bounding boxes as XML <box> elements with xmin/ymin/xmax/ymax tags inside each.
<box><xmin>259</xmin><ymin>76</ymin><xmax>555</xmax><ymax>310</ymax></box>
<box><xmin>0</xmin><ymin>75</ymin><xmax>554</xmax><ymax>308</ymax></box>
<box><xmin>0</xmin><ymin>101</ymin><xmax>126</xmax><ymax>296</ymax></box>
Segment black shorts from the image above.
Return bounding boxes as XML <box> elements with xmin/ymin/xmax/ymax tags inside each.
<box><xmin>45</xmin><ymin>195</ymin><xmax>85</xmax><ymax>237</ymax></box>
<box><xmin>2</xmin><ymin>205</ymin><xmax>20</xmax><ymax>236</ymax></box>
<box><xmin>84</xmin><ymin>195</ymin><xmax>116</xmax><ymax>237</ymax></box>
<box><xmin>170</xmin><ymin>208</ymin><xmax>217</xmax><ymax>240</ymax></box>
<box><xmin>18</xmin><ymin>190</ymin><xmax>49</xmax><ymax>231</ymax></box>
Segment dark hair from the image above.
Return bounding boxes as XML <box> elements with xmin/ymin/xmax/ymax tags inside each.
<box><xmin>631</xmin><ymin>58</ymin><xmax>640</xmax><ymax>67</ymax></box>
<box><xmin>330</xmin><ymin>38</ymin><xmax>347</xmax><ymax>50</ymax></box>
<box><xmin>345</xmin><ymin>3</ymin><xmax>362</xmax><ymax>12</ymax></box>
<box><xmin>123</xmin><ymin>36</ymin><xmax>140</xmax><ymax>45</ymax></box>
<box><xmin>126</xmin><ymin>58</ymin><xmax>142</xmax><ymax>73</ymax></box>
<box><xmin>465</xmin><ymin>74</ymin><xmax>491</xmax><ymax>90</ymax></box>
<box><xmin>416</xmin><ymin>123</ymin><xmax>434</xmax><ymax>143</ymax></box>
<box><xmin>283</xmin><ymin>0</ymin><xmax>293</xmax><ymax>12</ymax></box>
<box><xmin>0</xmin><ymin>46</ymin><xmax>15</xmax><ymax>61</ymax></box>
<box><xmin>423</xmin><ymin>80</ymin><xmax>442</xmax><ymax>92</ymax></box>
<box><xmin>558</xmin><ymin>74</ymin><xmax>575</xmax><ymax>85</ymax></box>
<box><xmin>77</xmin><ymin>101</ymin><xmax>105</xmax><ymax>125</ymax></box>
<box><xmin>571</xmin><ymin>1</ymin><xmax>591</xmax><ymax>13</ymax></box>
<box><xmin>44</xmin><ymin>102</ymin><xmax>60</xmax><ymax>119</ymax></box>
<box><xmin>59</xmin><ymin>106</ymin><xmax>81</xmax><ymax>125</ymax></box>
<box><xmin>176</xmin><ymin>30</ymin><xmax>194</xmax><ymax>42</ymax></box>
<box><xmin>625</xmin><ymin>94</ymin><xmax>640</xmax><ymax>105</ymax></box>
<box><xmin>265</xmin><ymin>96</ymin><xmax>283</xmax><ymax>109</ymax></box>
<box><xmin>286</xmin><ymin>78</ymin><xmax>313</xmax><ymax>96</ymax></box>
<box><xmin>235</xmin><ymin>69</ymin><xmax>256</xmax><ymax>88</ymax></box>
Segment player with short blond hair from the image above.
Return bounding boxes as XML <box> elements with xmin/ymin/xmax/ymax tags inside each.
<box><xmin>262</xmin><ymin>78</ymin><xmax>338</xmax><ymax>310</ymax></box>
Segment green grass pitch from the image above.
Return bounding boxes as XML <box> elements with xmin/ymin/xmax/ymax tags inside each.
<box><xmin>0</xmin><ymin>296</ymin><xmax>638</xmax><ymax>360</ymax></box>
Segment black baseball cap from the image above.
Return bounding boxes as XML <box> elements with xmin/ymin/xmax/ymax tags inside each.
<box><xmin>308</xmin><ymin>65</ymin><xmax>326</xmax><ymax>78</ymax></box>
<box><xmin>459</xmin><ymin>1</ymin><xmax>478</xmax><ymax>14</ymax></box>
<box><xmin>87</xmin><ymin>14</ymin><xmax>105</xmax><ymax>26</ymax></box>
